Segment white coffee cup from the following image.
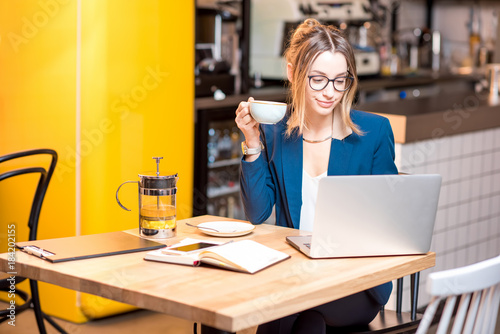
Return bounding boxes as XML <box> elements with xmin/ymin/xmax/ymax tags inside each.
<box><xmin>249</xmin><ymin>100</ymin><xmax>287</xmax><ymax>124</ymax></box>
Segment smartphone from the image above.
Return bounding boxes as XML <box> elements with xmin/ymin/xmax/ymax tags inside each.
<box><xmin>162</xmin><ymin>242</ymin><xmax>220</xmax><ymax>255</ymax></box>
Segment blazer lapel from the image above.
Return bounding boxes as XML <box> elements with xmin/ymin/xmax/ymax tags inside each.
<box><xmin>328</xmin><ymin>109</ymin><xmax>354</xmax><ymax>175</ymax></box>
<box><xmin>328</xmin><ymin>137</ymin><xmax>354</xmax><ymax>175</ymax></box>
<box><xmin>282</xmin><ymin>134</ymin><xmax>303</xmax><ymax>229</ymax></box>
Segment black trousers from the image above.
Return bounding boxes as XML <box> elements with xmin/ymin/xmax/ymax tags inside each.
<box><xmin>256</xmin><ymin>290</ymin><xmax>381</xmax><ymax>334</ymax></box>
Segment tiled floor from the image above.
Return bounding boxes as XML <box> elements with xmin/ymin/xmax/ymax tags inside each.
<box><xmin>2</xmin><ymin>302</ymin><xmax>500</xmax><ymax>334</ymax></box>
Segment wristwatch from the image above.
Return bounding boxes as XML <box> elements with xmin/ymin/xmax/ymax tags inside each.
<box><xmin>241</xmin><ymin>141</ymin><xmax>264</xmax><ymax>155</ymax></box>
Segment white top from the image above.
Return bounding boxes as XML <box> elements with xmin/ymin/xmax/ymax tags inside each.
<box><xmin>299</xmin><ymin>169</ymin><xmax>327</xmax><ymax>232</ymax></box>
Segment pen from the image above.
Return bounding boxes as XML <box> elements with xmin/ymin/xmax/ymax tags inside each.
<box><xmin>25</xmin><ymin>246</ymin><xmax>44</xmax><ymax>258</ymax></box>
<box><xmin>24</xmin><ymin>246</ymin><xmax>54</xmax><ymax>258</ymax></box>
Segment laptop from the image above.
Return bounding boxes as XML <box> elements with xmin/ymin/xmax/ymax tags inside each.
<box><xmin>286</xmin><ymin>174</ymin><xmax>442</xmax><ymax>258</ymax></box>
<box><xmin>16</xmin><ymin>231</ymin><xmax>165</xmax><ymax>263</ymax></box>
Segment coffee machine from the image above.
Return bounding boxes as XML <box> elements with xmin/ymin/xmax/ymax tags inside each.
<box><xmin>250</xmin><ymin>0</ymin><xmax>381</xmax><ymax>80</ymax></box>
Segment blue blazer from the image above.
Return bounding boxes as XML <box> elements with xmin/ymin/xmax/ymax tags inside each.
<box><xmin>240</xmin><ymin>109</ymin><xmax>398</xmax><ymax>305</ymax></box>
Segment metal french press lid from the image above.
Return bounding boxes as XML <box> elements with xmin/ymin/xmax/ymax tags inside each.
<box><xmin>138</xmin><ymin>157</ymin><xmax>178</xmax><ymax>194</ymax></box>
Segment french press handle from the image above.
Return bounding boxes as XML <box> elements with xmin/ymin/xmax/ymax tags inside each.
<box><xmin>115</xmin><ymin>181</ymin><xmax>139</xmax><ymax>211</ymax></box>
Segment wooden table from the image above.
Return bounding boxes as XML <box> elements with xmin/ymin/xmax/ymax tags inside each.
<box><xmin>0</xmin><ymin>215</ymin><xmax>435</xmax><ymax>333</ymax></box>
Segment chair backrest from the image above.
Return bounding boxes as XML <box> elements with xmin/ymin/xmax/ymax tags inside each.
<box><xmin>0</xmin><ymin>149</ymin><xmax>57</xmax><ymax>241</ymax></box>
<box><xmin>416</xmin><ymin>255</ymin><xmax>500</xmax><ymax>334</ymax></box>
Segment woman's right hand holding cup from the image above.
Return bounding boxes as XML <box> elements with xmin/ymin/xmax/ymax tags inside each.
<box><xmin>235</xmin><ymin>97</ymin><xmax>261</xmax><ymax>152</ymax></box>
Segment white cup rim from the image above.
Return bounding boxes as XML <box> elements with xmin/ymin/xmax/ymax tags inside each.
<box><xmin>251</xmin><ymin>100</ymin><xmax>287</xmax><ymax>106</ymax></box>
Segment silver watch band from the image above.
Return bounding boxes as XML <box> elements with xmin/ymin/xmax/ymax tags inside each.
<box><xmin>241</xmin><ymin>141</ymin><xmax>263</xmax><ymax>155</ymax></box>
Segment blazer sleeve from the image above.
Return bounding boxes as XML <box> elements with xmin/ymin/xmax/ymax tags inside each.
<box><xmin>240</xmin><ymin>152</ymin><xmax>276</xmax><ymax>224</ymax></box>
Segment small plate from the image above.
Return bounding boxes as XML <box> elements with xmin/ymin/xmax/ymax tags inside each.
<box><xmin>196</xmin><ymin>221</ymin><xmax>256</xmax><ymax>237</ymax></box>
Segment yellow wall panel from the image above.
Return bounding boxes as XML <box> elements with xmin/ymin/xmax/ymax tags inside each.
<box><xmin>1</xmin><ymin>0</ymin><xmax>194</xmax><ymax>323</ymax></box>
<box><xmin>80</xmin><ymin>1</ymin><xmax>194</xmax><ymax>235</ymax></box>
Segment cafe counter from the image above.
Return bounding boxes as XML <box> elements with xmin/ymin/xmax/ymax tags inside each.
<box><xmin>357</xmin><ymin>91</ymin><xmax>500</xmax><ymax>144</ymax></box>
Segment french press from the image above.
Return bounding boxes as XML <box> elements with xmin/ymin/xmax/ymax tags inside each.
<box><xmin>116</xmin><ymin>157</ymin><xmax>178</xmax><ymax>239</ymax></box>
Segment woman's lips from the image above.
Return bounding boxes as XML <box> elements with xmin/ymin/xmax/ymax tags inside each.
<box><xmin>317</xmin><ymin>100</ymin><xmax>334</xmax><ymax>108</ymax></box>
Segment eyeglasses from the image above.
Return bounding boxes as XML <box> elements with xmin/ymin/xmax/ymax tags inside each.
<box><xmin>308</xmin><ymin>75</ymin><xmax>354</xmax><ymax>92</ymax></box>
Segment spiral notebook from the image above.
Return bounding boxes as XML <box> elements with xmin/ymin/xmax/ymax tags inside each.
<box><xmin>16</xmin><ymin>231</ymin><xmax>165</xmax><ymax>263</ymax></box>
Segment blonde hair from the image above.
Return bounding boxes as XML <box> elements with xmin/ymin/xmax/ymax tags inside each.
<box><xmin>283</xmin><ymin>18</ymin><xmax>361</xmax><ymax>137</ymax></box>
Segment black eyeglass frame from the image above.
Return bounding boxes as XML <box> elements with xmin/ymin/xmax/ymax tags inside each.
<box><xmin>307</xmin><ymin>74</ymin><xmax>354</xmax><ymax>92</ymax></box>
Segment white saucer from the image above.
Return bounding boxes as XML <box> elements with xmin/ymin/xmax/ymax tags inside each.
<box><xmin>196</xmin><ymin>221</ymin><xmax>255</xmax><ymax>237</ymax></box>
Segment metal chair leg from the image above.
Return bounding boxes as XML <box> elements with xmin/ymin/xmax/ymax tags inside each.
<box><xmin>43</xmin><ymin>313</ymin><xmax>68</xmax><ymax>333</ymax></box>
<box><xmin>396</xmin><ymin>277</ymin><xmax>404</xmax><ymax>314</ymax></box>
<box><xmin>29</xmin><ymin>279</ymin><xmax>68</xmax><ymax>334</ymax></box>
<box><xmin>30</xmin><ymin>279</ymin><xmax>47</xmax><ymax>334</ymax></box>
<box><xmin>410</xmin><ymin>272</ymin><xmax>420</xmax><ymax>321</ymax></box>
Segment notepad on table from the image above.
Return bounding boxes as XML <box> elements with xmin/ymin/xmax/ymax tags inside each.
<box><xmin>15</xmin><ymin>231</ymin><xmax>165</xmax><ymax>263</ymax></box>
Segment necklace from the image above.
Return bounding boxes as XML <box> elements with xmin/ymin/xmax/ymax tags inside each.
<box><xmin>302</xmin><ymin>135</ymin><xmax>332</xmax><ymax>143</ymax></box>
<box><xmin>303</xmin><ymin>116</ymin><xmax>334</xmax><ymax>143</ymax></box>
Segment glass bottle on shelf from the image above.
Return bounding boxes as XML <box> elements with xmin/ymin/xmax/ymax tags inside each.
<box><xmin>218</xmin><ymin>197</ymin><xmax>227</xmax><ymax>217</ymax></box>
<box><xmin>207</xmin><ymin>128</ymin><xmax>219</xmax><ymax>163</ymax></box>
<box><xmin>206</xmin><ymin>202</ymin><xmax>216</xmax><ymax>216</ymax></box>
<box><xmin>227</xmin><ymin>195</ymin><xmax>235</xmax><ymax>218</ymax></box>
<box><xmin>219</xmin><ymin>129</ymin><xmax>233</xmax><ymax>160</ymax></box>
<box><xmin>231</xmin><ymin>127</ymin><xmax>241</xmax><ymax>159</ymax></box>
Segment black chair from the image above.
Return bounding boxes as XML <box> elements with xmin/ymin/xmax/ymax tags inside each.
<box><xmin>0</xmin><ymin>148</ymin><xmax>67</xmax><ymax>334</ymax></box>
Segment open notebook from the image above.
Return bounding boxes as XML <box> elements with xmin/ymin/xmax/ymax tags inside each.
<box><xmin>145</xmin><ymin>238</ymin><xmax>290</xmax><ymax>274</ymax></box>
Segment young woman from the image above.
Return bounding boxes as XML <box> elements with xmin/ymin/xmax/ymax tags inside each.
<box><xmin>235</xmin><ymin>19</ymin><xmax>398</xmax><ymax>333</ymax></box>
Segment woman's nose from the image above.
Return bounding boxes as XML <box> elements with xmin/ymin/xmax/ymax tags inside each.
<box><xmin>322</xmin><ymin>81</ymin><xmax>336</xmax><ymax>97</ymax></box>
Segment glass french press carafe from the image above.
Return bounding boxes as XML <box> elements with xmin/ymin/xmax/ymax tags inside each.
<box><xmin>116</xmin><ymin>157</ymin><xmax>178</xmax><ymax>239</ymax></box>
